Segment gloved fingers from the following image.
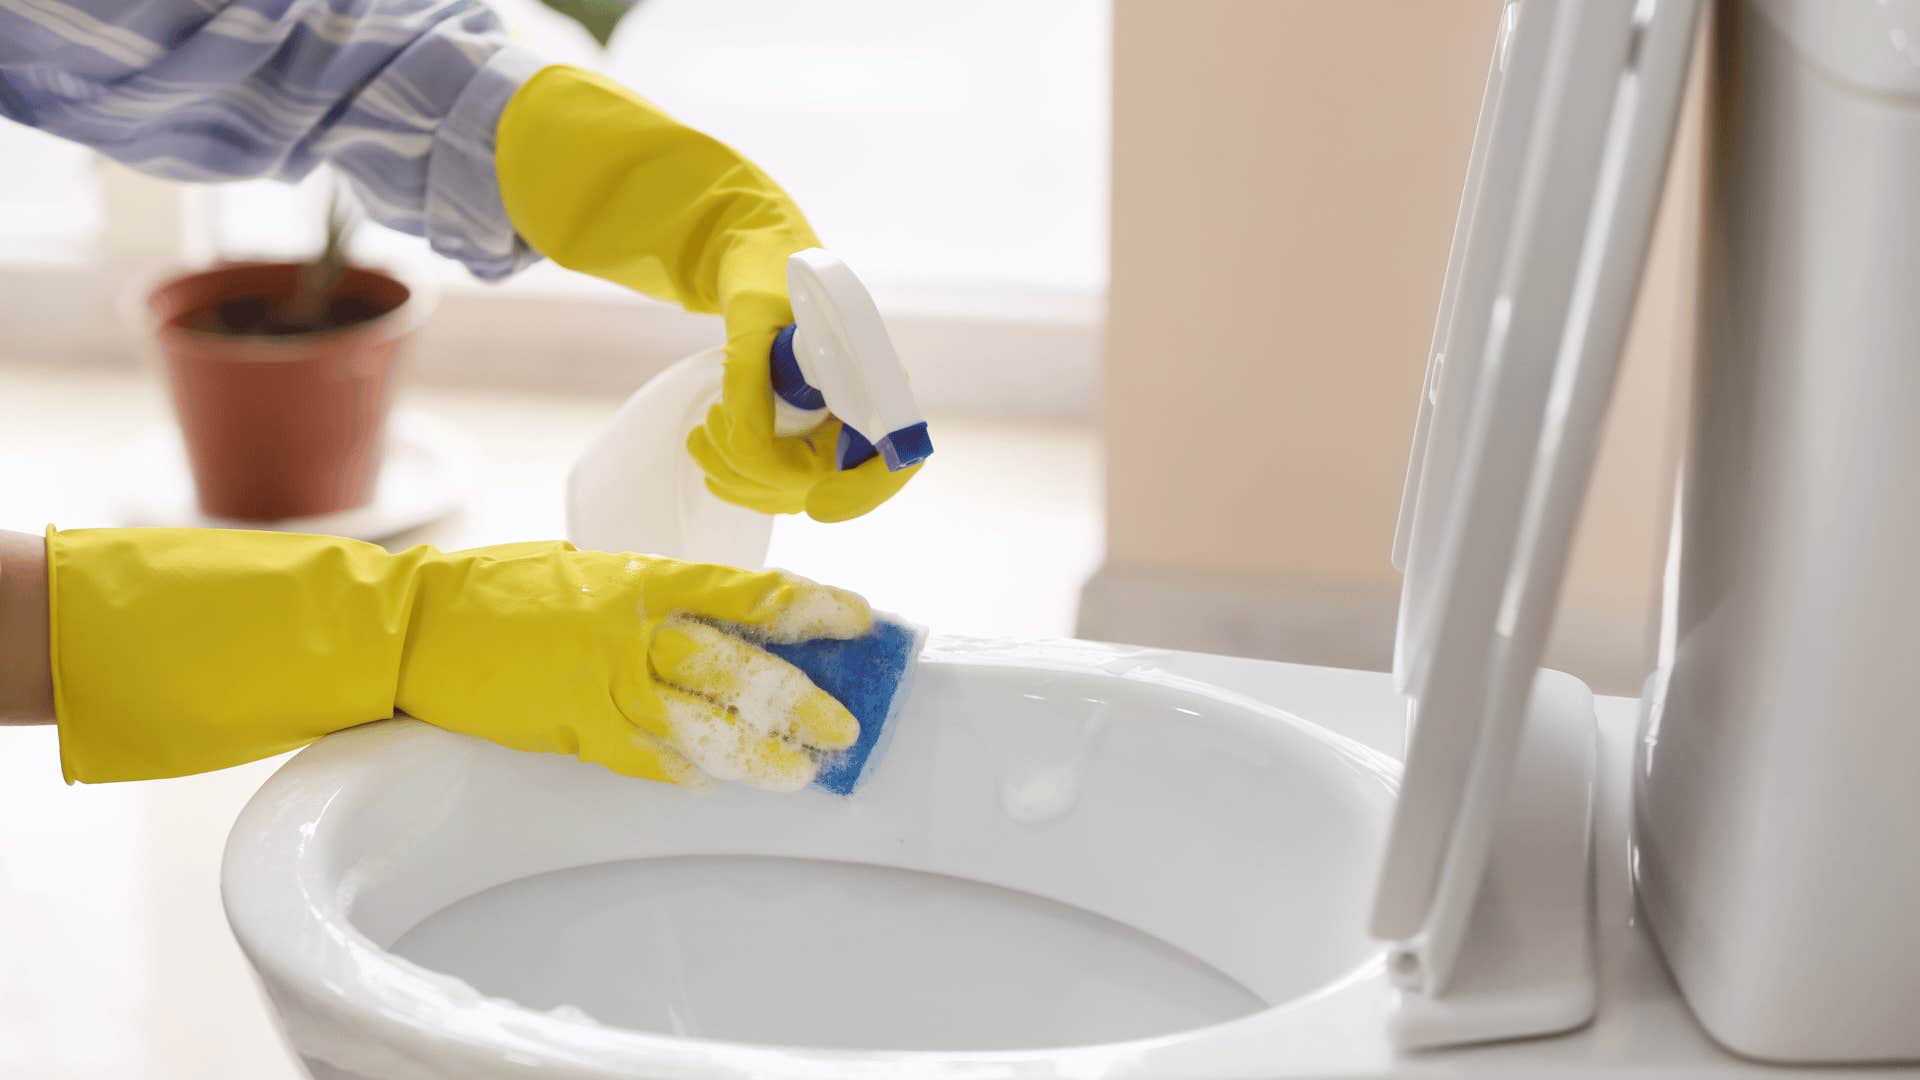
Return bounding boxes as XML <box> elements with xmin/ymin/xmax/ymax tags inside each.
<box><xmin>655</xmin><ymin>683</ymin><xmax>819</xmax><ymax>793</ymax></box>
<box><xmin>685</xmin><ymin>420</ymin><xmax>756</xmax><ymax>489</ymax></box>
<box><xmin>705</xmin><ymin>473</ymin><xmax>796</xmax><ymax>516</ymax></box>
<box><xmin>574</xmin><ymin>716</ymin><xmax>712</xmax><ymax>788</ymax></box>
<box><xmin>717</xmin><ymin>310</ymin><xmax>792</xmax><ymax>447</ymax></box>
<box><xmin>725</xmin><ymin>420</ymin><xmax>837</xmax><ymax>495</ymax></box>
<box><xmin>704</xmin><ymin>402</ymin><xmax>836</xmax><ymax>484</ymax></box>
<box><xmin>649</xmin><ymin>616</ymin><xmax>860</xmax><ymax>751</ymax></box>
<box><xmin>642</xmin><ymin>565</ymin><xmax>871</xmax><ymax>642</ymax></box>
<box><xmin>700</xmin><ymin>397</ymin><xmax>920</xmax><ymax>523</ymax></box>
<box><xmin>806</xmin><ymin>458</ymin><xmax>923</xmax><ymax>523</ymax></box>
<box><xmin>687</xmin><ymin>423</ymin><xmax>805</xmax><ymax>515</ymax></box>
<box><xmin>706</xmin><ymin>362</ymin><xmax>845</xmax><ymax>488</ymax></box>
<box><xmin>693</xmin><ymin>404</ymin><xmax>809</xmax><ymax>498</ymax></box>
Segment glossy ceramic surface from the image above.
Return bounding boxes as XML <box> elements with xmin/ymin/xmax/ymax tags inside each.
<box><xmin>223</xmin><ymin>639</ymin><xmax>1400</xmax><ymax>1079</ymax></box>
<box><xmin>1637</xmin><ymin>0</ymin><xmax>1920</xmax><ymax>1061</ymax></box>
<box><xmin>388</xmin><ymin>856</ymin><xmax>1267</xmax><ymax>1051</ymax></box>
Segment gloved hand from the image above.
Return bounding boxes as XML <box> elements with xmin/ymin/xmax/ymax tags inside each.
<box><xmin>493</xmin><ymin>66</ymin><xmax>919</xmax><ymax>523</ymax></box>
<box><xmin>46</xmin><ymin>528</ymin><xmax>870</xmax><ymax>790</ymax></box>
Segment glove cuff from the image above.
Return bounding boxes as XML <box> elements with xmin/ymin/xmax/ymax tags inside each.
<box><xmin>46</xmin><ymin>528</ymin><xmax>422</xmax><ymax>783</ymax></box>
<box><xmin>494</xmin><ymin>65</ymin><xmax>819</xmax><ymax>313</ymax></box>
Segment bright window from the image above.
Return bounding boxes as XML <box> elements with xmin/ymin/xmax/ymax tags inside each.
<box><xmin>0</xmin><ymin>0</ymin><xmax>1108</xmax><ymax>355</ymax></box>
<box><xmin>0</xmin><ymin>123</ymin><xmax>100</xmax><ymax>249</ymax></box>
<box><xmin>591</xmin><ymin>0</ymin><xmax>1111</xmax><ymax>296</ymax></box>
<box><xmin>213</xmin><ymin>0</ymin><xmax>1110</xmax><ymax>300</ymax></box>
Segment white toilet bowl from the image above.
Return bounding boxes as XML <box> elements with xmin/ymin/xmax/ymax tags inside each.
<box><xmin>222</xmin><ymin>638</ymin><xmax>1409</xmax><ymax>1079</ymax></box>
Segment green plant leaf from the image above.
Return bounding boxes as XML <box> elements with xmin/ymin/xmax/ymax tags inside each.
<box><xmin>537</xmin><ymin>0</ymin><xmax>640</xmax><ymax>47</ymax></box>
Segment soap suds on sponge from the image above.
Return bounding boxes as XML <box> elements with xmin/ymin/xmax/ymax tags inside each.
<box><xmin>760</xmin><ymin>574</ymin><xmax>872</xmax><ymax>643</ymax></box>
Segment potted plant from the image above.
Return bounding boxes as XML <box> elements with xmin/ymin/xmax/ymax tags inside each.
<box><xmin>140</xmin><ymin>179</ymin><xmax>428</xmax><ymax>522</ymax></box>
<box><xmin>140</xmin><ymin>0</ymin><xmax>639</xmax><ymax>522</ymax></box>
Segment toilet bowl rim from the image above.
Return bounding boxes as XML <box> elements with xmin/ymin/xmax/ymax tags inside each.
<box><xmin>221</xmin><ymin>641</ymin><xmax>1403</xmax><ymax>1076</ymax></box>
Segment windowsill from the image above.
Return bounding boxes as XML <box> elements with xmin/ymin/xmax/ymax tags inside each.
<box><xmin>0</xmin><ymin>248</ymin><xmax>1105</xmax><ymax>417</ymax></box>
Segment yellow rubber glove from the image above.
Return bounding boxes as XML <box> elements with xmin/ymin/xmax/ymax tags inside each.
<box><xmin>46</xmin><ymin>528</ymin><xmax>870</xmax><ymax>789</ymax></box>
<box><xmin>494</xmin><ymin>66</ymin><xmax>918</xmax><ymax>523</ymax></box>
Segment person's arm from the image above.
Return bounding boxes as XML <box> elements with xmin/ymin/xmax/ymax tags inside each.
<box><xmin>45</xmin><ymin>528</ymin><xmax>868</xmax><ymax>788</ymax></box>
<box><xmin>0</xmin><ymin>531</ymin><xmax>53</xmax><ymax>725</ymax></box>
<box><xmin>0</xmin><ymin>0</ymin><xmax>540</xmax><ymax>280</ymax></box>
<box><xmin>4</xmin><ymin>2</ymin><xmax>920</xmax><ymax>522</ymax></box>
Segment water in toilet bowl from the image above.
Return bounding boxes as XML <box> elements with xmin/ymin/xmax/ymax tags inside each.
<box><xmin>389</xmin><ymin>854</ymin><xmax>1265</xmax><ymax>1052</ymax></box>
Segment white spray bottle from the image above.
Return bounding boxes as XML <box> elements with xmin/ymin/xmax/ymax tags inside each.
<box><xmin>566</xmin><ymin>249</ymin><xmax>931</xmax><ymax>566</ymax></box>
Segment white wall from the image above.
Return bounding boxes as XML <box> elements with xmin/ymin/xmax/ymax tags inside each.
<box><xmin>1082</xmin><ymin>0</ymin><xmax>1703</xmax><ymax>693</ymax></box>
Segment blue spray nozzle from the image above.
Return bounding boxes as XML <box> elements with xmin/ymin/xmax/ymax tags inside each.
<box><xmin>876</xmin><ymin>422</ymin><xmax>933</xmax><ymax>470</ymax></box>
<box><xmin>836</xmin><ymin>423</ymin><xmax>932</xmax><ymax>472</ymax></box>
<box><xmin>838</xmin><ymin>426</ymin><xmax>877</xmax><ymax>470</ymax></box>
<box><xmin>769</xmin><ymin>324</ymin><xmax>826</xmax><ymax>411</ymax></box>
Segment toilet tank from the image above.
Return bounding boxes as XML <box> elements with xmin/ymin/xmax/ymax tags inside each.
<box><xmin>1636</xmin><ymin>0</ymin><xmax>1920</xmax><ymax>1063</ymax></box>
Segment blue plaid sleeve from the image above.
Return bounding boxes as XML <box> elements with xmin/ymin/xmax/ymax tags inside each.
<box><xmin>0</xmin><ymin>0</ymin><xmax>545</xmax><ymax>279</ymax></box>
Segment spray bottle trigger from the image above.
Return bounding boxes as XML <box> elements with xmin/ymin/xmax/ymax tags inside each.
<box><xmin>838</xmin><ymin>426</ymin><xmax>877</xmax><ymax>470</ymax></box>
<box><xmin>770</xmin><ymin>325</ymin><xmax>825</xmax><ymax>411</ymax></box>
<box><xmin>836</xmin><ymin>421</ymin><xmax>933</xmax><ymax>472</ymax></box>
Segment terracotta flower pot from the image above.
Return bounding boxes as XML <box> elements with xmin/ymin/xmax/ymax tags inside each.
<box><xmin>145</xmin><ymin>262</ymin><xmax>419</xmax><ymax>521</ymax></box>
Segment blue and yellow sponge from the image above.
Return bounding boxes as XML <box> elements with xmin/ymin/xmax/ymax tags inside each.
<box><xmin>765</xmin><ymin>614</ymin><xmax>926</xmax><ymax>796</ymax></box>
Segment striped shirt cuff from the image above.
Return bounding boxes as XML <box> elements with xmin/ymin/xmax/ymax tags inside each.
<box><xmin>428</xmin><ymin>43</ymin><xmax>547</xmax><ymax>281</ymax></box>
